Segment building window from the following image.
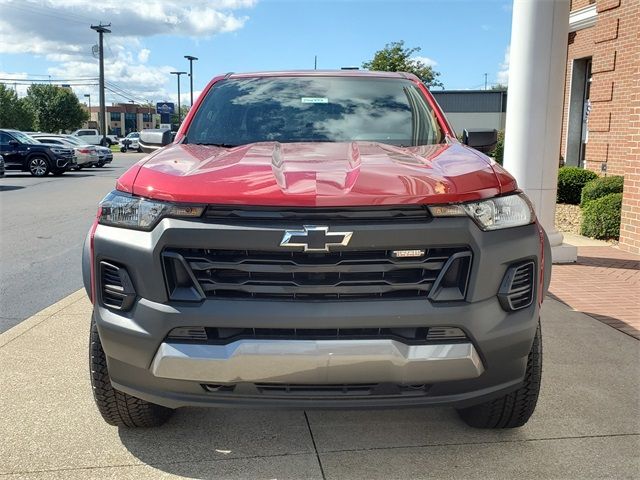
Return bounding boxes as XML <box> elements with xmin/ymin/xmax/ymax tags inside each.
<box><xmin>110</xmin><ymin>112</ymin><xmax>121</xmax><ymax>122</ymax></box>
<box><xmin>142</xmin><ymin>113</ymin><xmax>152</xmax><ymax>122</ymax></box>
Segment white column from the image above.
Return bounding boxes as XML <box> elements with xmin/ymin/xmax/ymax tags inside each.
<box><xmin>503</xmin><ymin>0</ymin><xmax>576</xmax><ymax>263</ymax></box>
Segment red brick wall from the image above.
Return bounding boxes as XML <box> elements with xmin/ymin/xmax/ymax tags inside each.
<box><xmin>560</xmin><ymin>0</ymin><xmax>640</xmax><ymax>253</ymax></box>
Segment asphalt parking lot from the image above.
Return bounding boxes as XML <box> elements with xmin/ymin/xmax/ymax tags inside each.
<box><xmin>0</xmin><ymin>294</ymin><xmax>638</xmax><ymax>479</ymax></box>
<box><xmin>0</xmin><ymin>153</ymin><xmax>145</xmax><ymax>333</ymax></box>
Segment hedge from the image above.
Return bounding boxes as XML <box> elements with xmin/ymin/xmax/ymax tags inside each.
<box><xmin>557</xmin><ymin>167</ymin><xmax>598</xmax><ymax>204</ymax></box>
<box><xmin>580</xmin><ymin>175</ymin><xmax>624</xmax><ymax>206</ymax></box>
<box><xmin>580</xmin><ymin>193</ymin><xmax>622</xmax><ymax>240</ymax></box>
<box><xmin>490</xmin><ymin>130</ymin><xmax>504</xmax><ymax>165</ymax></box>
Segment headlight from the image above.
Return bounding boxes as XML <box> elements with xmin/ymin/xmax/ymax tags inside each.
<box><xmin>50</xmin><ymin>148</ymin><xmax>65</xmax><ymax>154</ymax></box>
<box><xmin>98</xmin><ymin>190</ymin><xmax>204</xmax><ymax>230</ymax></box>
<box><xmin>429</xmin><ymin>193</ymin><xmax>535</xmax><ymax>231</ymax></box>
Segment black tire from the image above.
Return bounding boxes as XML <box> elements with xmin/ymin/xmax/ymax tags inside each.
<box><xmin>89</xmin><ymin>317</ymin><xmax>174</xmax><ymax>427</ymax></box>
<box><xmin>457</xmin><ymin>321</ymin><xmax>542</xmax><ymax>429</ymax></box>
<box><xmin>120</xmin><ymin>147</ymin><xmax>126</xmax><ymax>153</ymax></box>
<box><xmin>96</xmin><ymin>162</ymin><xmax>105</xmax><ymax>168</ymax></box>
<box><xmin>27</xmin><ymin>156</ymin><xmax>50</xmax><ymax>177</ymax></box>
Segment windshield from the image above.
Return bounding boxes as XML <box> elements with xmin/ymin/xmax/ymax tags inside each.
<box><xmin>61</xmin><ymin>136</ymin><xmax>85</xmax><ymax>146</ymax></box>
<box><xmin>186</xmin><ymin>76</ymin><xmax>444</xmax><ymax>147</ymax></box>
<box><xmin>11</xmin><ymin>131</ymin><xmax>40</xmax><ymax>145</ymax></box>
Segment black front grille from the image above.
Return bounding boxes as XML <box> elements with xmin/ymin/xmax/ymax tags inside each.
<box><xmin>167</xmin><ymin>326</ymin><xmax>471</xmax><ymax>345</ymax></box>
<box><xmin>163</xmin><ymin>247</ymin><xmax>471</xmax><ymax>301</ymax></box>
<box><xmin>201</xmin><ymin>382</ymin><xmax>430</xmax><ymax>397</ymax></box>
<box><xmin>204</xmin><ymin>205</ymin><xmax>431</xmax><ymax>223</ymax></box>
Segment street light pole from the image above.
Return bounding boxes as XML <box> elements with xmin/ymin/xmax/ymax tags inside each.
<box><xmin>90</xmin><ymin>23</ymin><xmax>111</xmax><ymax>145</ymax></box>
<box><xmin>169</xmin><ymin>71</ymin><xmax>187</xmax><ymax>123</ymax></box>
<box><xmin>84</xmin><ymin>94</ymin><xmax>91</xmax><ymax>126</ymax></box>
<box><xmin>184</xmin><ymin>55</ymin><xmax>198</xmax><ymax>107</ymax></box>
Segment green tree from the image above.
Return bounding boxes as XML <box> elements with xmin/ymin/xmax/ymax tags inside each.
<box><xmin>362</xmin><ymin>41</ymin><xmax>443</xmax><ymax>89</ymax></box>
<box><xmin>0</xmin><ymin>84</ymin><xmax>35</xmax><ymax>130</ymax></box>
<box><xmin>171</xmin><ymin>104</ymin><xmax>191</xmax><ymax>126</ymax></box>
<box><xmin>25</xmin><ymin>84</ymin><xmax>89</xmax><ymax>132</ymax></box>
<box><xmin>491</xmin><ymin>83</ymin><xmax>508</xmax><ymax>91</ymax></box>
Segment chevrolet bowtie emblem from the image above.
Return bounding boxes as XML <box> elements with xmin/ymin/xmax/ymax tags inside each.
<box><xmin>280</xmin><ymin>225</ymin><xmax>353</xmax><ymax>252</ymax></box>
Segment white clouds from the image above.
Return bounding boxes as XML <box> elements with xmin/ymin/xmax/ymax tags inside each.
<box><xmin>412</xmin><ymin>56</ymin><xmax>438</xmax><ymax>68</ymax></box>
<box><xmin>0</xmin><ymin>0</ymin><xmax>256</xmax><ymax>103</ymax></box>
<box><xmin>138</xmin><ymin>49</ymin><xmax>151</xmax><ymax>63</ymax></box>
<box><xmin>497</xmin><ymin>45</ymin><xmax>510</xmax><ymax>84</ymax></box>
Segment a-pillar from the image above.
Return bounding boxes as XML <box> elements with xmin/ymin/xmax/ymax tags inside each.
<box><xmin>503</xmin><ymin>0</ymin><xmax>577</xmax><ymax>263</ymax></box>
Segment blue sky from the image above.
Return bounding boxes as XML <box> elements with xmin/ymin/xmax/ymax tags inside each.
<box><xmin>0</xmin><ymin>0</ymin><xmax>513</xmax><ymax>105</ymax></box>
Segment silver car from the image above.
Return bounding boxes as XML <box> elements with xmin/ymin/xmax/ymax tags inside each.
<box><xmin>31</xmin><ymin>134</ymin><xmax>98</xmax><ymax>168</ymax></box>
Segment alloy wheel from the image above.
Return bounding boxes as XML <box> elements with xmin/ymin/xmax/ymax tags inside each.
<box><xmin>29</xmin><ymin>158</ymin><xmax>48</xmax><ymax>176</ymax></box>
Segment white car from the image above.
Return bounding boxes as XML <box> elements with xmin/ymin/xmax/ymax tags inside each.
<box><xmin>71</xmin><ymin>129</ymin><xmax>118</xmax><ymax>146</ymax></box>
<box><xmin>31</xmin><ymin>134</ymin><xmax>98</xmax><ymax>168</ymax></box>
<box><xmin>119</xmin><ymin>132</ymin><xmax>141</xmax><ymax>152</ymax></box>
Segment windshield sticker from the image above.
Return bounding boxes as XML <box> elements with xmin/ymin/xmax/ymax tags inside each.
<box><xmin>301</xmin><ymin>97</ymin><xmax>329</xmax><ymax>104</ymax></box>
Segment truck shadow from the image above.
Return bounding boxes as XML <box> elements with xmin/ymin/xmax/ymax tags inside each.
<box><xmin>117</xmin><ymin>406</ymin><xmax>526</xmax><ymax>479</ymax></box>
<box><xmin>0</xmin><ymin>185</ymin><xmax>25</xmax><ymax>192</ymax></box>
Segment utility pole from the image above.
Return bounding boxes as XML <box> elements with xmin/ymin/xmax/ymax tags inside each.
<box><xmin>484</xmin><ymin>73</ymin><xmax>488</xmax><ymax>90</ymax></box>
<box><xmin>314</xmin><ymin>55</ymin><xmax>317</xmax><ymax>70</ymax></box>
<box><xmin>170</xmin><ymin>71</ymin><xmax>187</xmax><ymax>123</ymax></box>
<box><xmin>91</xmin><ymin>23</ymin><xmax>111</xmax><ymax>145</ymax></box>
<box><xmin>184</xmin><ymin>55</ymin><xmax>198</xmax><ymax>106</ymax></box>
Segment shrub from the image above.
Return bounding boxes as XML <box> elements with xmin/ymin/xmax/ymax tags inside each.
<box><xmin>489</xmin><ymin>130</ymin><xmax>504</xmax><ymax>165</ymax></box>
<box><xmin>557</xmin><ymin>166</ymin><xmax>598</xmax><ymax>204</ymax></box>
<box><xmin>580</xmin><ymin>175</ymin><xmax>624</xmax><ymax>206</ymax></box>
<box><xmin>580</xmin><ymin>193</ymin><xmax>622</xmax><ymax>239</ymax></box>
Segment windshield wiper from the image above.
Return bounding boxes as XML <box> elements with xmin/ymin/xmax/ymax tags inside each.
<box><xmin>192</xmin><ymin>142</ymin><xmax>238</xmax><ymax>148</ymax></box>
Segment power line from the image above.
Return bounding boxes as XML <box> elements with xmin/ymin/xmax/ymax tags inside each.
<box><xmin>0</xmin><ymin>76</ymin><xmax>98</xmax><ymax>82</ymax></box>
<box><xmin>105</xmin><ymin>81</ymin><xmax>149</xmax><ymax>104</ymax></box>
<box><xmin>7</xmin><ymin>3</ymin><xmax>100</xmax><ymax>26</ymax></box>
<box><xmin>0</xmin><ymin>81</ymin><xmax>98</xmax><ymax>86</ymax></box>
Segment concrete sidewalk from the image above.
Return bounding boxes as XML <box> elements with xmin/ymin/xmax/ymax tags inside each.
<box><xmin>0</xmin><ymin>292</ymin><xmax>638</xmax><ymax>479</ymax></box>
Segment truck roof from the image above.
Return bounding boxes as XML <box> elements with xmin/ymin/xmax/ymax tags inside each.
<box><xmin>226</xmin><ymin>70</ymin><xmax>421</xmax><ymax>81</ymax></box>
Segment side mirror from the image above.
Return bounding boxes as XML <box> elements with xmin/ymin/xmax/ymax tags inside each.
<box><xmin>462</xmin><ymin>129</ymin><xmax>498</xmax><ymax>154</ymax></box>
<box><xmin>138</xmin><ymin>128</ymin><xmax>173</xmax><ymax>153</ymax></box>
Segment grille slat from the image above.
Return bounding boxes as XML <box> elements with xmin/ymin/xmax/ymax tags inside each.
<box><xmin>164</xmin><ymin>247</ymin><xmax>470</xmax><ymax>301</ymax></box>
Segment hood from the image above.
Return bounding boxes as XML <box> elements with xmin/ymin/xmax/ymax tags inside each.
<box><xmin>121</xmin><ymin>141</ymin><xmax>511</xmax><ymax>206</ymax></box>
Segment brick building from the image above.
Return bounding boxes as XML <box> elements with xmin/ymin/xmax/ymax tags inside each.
<box><xmin>86</xmin><ymin>103</ymin><xmax>159</xmax><ymax>137</ymax></box>
<box><xmin>560</xmin><ymin>0</ymin><xmax>640</xmax><ymax>253</ymax></box>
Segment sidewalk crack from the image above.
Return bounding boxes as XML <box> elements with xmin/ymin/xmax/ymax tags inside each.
<box><xmin>304</xmin><ymin>411</ymin><xmax>327</xmax><ymax>480</ymax></box>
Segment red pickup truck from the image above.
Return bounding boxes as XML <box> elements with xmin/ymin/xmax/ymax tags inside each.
<box><xmin>83</xmin><ymin>70</ymin><xmax>550</xmax><ymax>428</ymax></box>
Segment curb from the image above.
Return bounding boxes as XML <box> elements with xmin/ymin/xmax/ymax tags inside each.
<box><xmin>0</xmin><ymin>289</ymin><xmax>87</xmax><ymax>349</ymax></box>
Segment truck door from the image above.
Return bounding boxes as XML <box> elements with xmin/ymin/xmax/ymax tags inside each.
<box><xmin>0</xmin><ymin>132</ymin><xmax>24</xmax><ymax>167</ymax></box>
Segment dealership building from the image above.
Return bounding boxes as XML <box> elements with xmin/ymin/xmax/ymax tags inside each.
<box><xmin>86</xmin><ymin>103</ymin><xmax>160</xmax><ymax>137</ymax></box>
<box><xmin>561</xmin><ymin>0</ymin><xmax>639</xmax><ymax>253</ymax></box>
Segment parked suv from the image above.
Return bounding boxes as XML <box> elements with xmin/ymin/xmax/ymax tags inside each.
<box><xmin>84</xmin><ymin>71</ymin><xmax>551</xmax><ymax>429</ymax></box>
<box><xmin>0</xmin><ymin>129</ymin><xmax>75</xmax><ymax>176</ymax></box>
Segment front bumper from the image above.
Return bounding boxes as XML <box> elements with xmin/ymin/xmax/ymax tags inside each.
<box><xmin>54</xmin><ymin>154</ymin><xmax>74</xmax><ymax>169</ymax></box>
<box><xmin>98</xmin><ymin>153</ymin><xmax>113</xmax><ymax>164</ymax></box>
<box><xmin>84</xmin><ymin>216</ymin><xmax>550</xmax><ymax>409</ymax></box>
<box><xmin>151</xmin><ymin>339</ymin><xmax>484</xmax><ymax>384</ymax></box>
